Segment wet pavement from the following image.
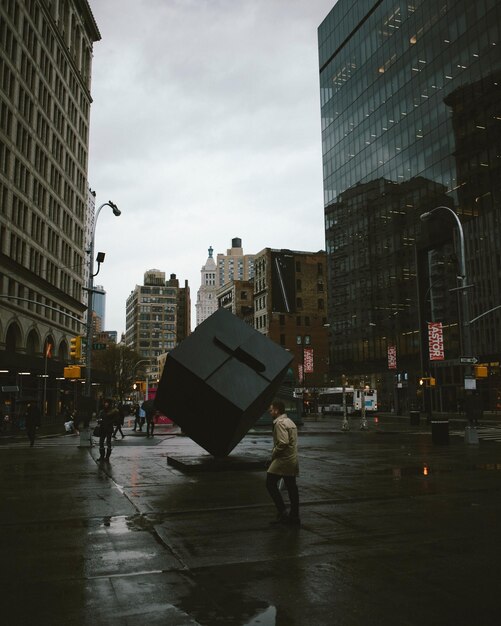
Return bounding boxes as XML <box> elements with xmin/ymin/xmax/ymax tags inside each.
<box><xmin>1</xmin><ymin>415</ymin><xmax>501</xmax><ymax>625</ymax></box>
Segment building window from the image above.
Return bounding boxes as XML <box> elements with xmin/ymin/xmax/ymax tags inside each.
<box><xmin>296</xmin><ymin>279</ymin><xmax>302</xmax><ymax>291</ymax></box>
<box><xmin>296</xmin><ymin>316</ymin><xmax>301</xmax><ymax>326</ymax></box>
<box><xmin>305</xmin><ymin>316</ymin><xmax>310</xmax><ymax>326</ymax></box>
<box><xmin>296</xmin><ymin>261</ymin><xmax>301</xmax><ymax>272</ymax></box>
<box><xmin>280</xmin><ymin>334</ymin><xmax>285</xmax><ymax>346</ymax></box>
<box><xmin>296</xmin><ymin>297</ymin><xmax>303</xmax><ymax>309</ymax></box>
<box><xmin>318</xmin><ymin>298</ymin><xmax>325</xmax><ymax>310</ymax></box>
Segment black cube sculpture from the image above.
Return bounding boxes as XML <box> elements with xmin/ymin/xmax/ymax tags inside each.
<box><xmin>154</xmin><ymin>308</ymin><xmax>292</xmax><ymax>457</ymax></box>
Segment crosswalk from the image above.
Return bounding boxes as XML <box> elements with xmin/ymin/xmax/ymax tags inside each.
<box><xmin>457</xmin><ymin>425</ymin><xmax>501</xmax><ymax>444</ymax></box>
<box><xmin>0</xmin><ymin>433</ymin><xmax>166</xmax><ymax>449</ymax></box>
<box><xmin>0</xmin><ymin>434</ymin><xmax>92</xmax><ymax>449</ymax></box>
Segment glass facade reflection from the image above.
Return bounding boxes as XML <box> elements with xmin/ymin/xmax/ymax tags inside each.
<box><xmin>319</xmin><ymin>0</ymin><xmax>501</xmax><ymax>412</ymax></box>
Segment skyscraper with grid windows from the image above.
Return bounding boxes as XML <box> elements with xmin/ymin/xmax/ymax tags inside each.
<box><xmin>319</xmin><ymin>0</ymin><xmax>501</xmax><ymax>412</ymax></box>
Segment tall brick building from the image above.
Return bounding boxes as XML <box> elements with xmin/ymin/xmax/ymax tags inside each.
<box><xmin>253</xmin><ymin>248</ymin><xmax>330</xmax><ymax>388</ymax></box>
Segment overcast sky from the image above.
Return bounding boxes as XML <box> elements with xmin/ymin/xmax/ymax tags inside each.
<box><xmin>87</xmin><ymin>0</ymin><xmax>336</xmax><ymax>336</ymax></box>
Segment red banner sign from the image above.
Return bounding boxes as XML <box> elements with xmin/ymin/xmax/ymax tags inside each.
<box><xmin>428</xmin><ymin>322</ymin><xmax>444</xmax><ymax>360</ymax></box>
<box><xmin>303</xmin><ymin>348</ymin><xmax>314</xmax><ymax>373</ymax></box>
<box><xmin>387</xmin><ymin>345</ymin><xmax>397</xmax><ymax>370</ymax></box>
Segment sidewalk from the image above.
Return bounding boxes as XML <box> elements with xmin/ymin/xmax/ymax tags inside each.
<box><xmin>2</xmin><ymin>417</ymin><xmax>501</xmax><ymax>624</ymax></box>
<box><xmin>2</xmin><ymin>409</ymin><xmax>497</xmax><ymax>444</ymax></box>
<box><xmin>4</xmin><ymin>410</ymin><xmax>470</xmax><ymax>443</ymax></box>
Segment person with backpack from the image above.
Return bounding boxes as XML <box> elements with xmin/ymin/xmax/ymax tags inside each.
<box><xmin>97</xmin><ymin>399</ymin><xmax>119</xmax><ymax>462</ymax></box>
<box><xmin>113</xmin><ymin>403</ymin><xmax>126</xmax><ymax>439</ymax></box>
<box><xmin>24</xmin><ymin>401</ymin><xmax>42</xmax><ymax>447</ymax></box>
<box><xmin>142</xmin><ymin>400</ymin><xmax>155</xmax><ymax>437</ymax></box>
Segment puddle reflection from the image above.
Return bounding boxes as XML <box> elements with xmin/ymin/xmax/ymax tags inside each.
<box><xmin>389</xmin><ymin>463</ymin><xmax>501</xmax><ymax>477</ymax></box>
<box><xmin>389</xmin><ymin>465</ymin><xmax>448</xmax><ymax>478</ymax></box>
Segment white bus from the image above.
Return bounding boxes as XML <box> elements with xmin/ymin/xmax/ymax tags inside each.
<box><xmin>314</xmin><ymin>387</ymin><xmax>378</xmax><ymax>415</ymax></box>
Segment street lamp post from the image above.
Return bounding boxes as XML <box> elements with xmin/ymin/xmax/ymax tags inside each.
<box><xmin>420</xmin><ymin>206</ymin><xmax>472</xmax><ymax>357</ymax></box>
<box><xmin>420</xmin><ymin>206</ymin><xmax>477</xmax><ymax>442</ymax></box>
<box><xmin>341</xmin><ymin>373</ymin><xmax>349</xmax><ymax>431</ymax></box>
<box><xmin>298</xmin><ymin>334</ymin><xmax>311</xmax><ymax>414</ymax></box>
<box><xmin>360</xmin><ymin>383</ymin><xmax>369</xmax><ymax>430</ymax></box>
<box><xmin>84</xmin><ymin>201</ymin><xmax>120</xmax><ymax>400</ymax></box>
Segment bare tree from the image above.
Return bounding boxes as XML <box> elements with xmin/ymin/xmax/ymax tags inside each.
<box><xmin>93</xmin><ymin>344</ymin><xmax>142</xmax><ymax>403</ymax></box>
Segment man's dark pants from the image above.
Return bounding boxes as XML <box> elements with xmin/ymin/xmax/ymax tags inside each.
<box><xmin>266</xmin><ymin>473</ymin><xmax>299</xmax><ymax>519</ymax></box>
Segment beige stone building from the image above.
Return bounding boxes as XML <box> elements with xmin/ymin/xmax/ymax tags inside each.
<box><xmin>216</xmin><ymin>237</ymin><xmax>255</xmax><ymax>288</ymax></box>
<box><xmin>125</xmin><ymin>270</ymin><xmax>191</xmax><ymax>386</ymax></box>
<box><xmin>0</xmin><ymin>0</ymin><xmax>100</xmax><ymax>415</ymax></box>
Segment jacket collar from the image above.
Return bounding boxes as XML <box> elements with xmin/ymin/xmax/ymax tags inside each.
<box><xmin>273</xmin><ymin>413</ymin><xmax>286</xmax><ymax>424</ymax></box>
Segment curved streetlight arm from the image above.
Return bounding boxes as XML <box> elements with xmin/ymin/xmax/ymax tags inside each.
<box><xmin>420</xmin><ymin>206</ymin><xmax>466</xmax><ymax>279</ymax></box>
<box><xmin>85</xmin><ymin>201</ymin><xmax>120</xmax><ymax>398</ymax></box>
<box><xmin>469</xmin><ymin>304</ymin><xmax>501</xmax><ymax>325</ymax></box>
<box><xmin>132</xmin><ymin>359</ymin><xmax>152</xmax><ymax>376</ymax></box>
<box><xmin>420</xmin><ymin>205</ymin><xmax>472</xmax><ymax>357</ymax></box>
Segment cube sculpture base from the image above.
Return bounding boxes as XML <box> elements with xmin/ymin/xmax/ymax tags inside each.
<box><xmin>155</xmin><ymin>308</ymin><xmax>292</xmax><ymax>457</ymax></box>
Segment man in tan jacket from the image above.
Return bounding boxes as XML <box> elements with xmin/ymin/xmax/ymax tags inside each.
<box><xmin>266</xmin><ymin>399</ymin><xmax>300</xmax><ymax>526</ymax></box>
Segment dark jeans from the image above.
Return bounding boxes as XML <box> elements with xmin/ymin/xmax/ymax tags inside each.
<box><xmin>26</xmin><ymin>427</ymin><xmax>36</xmax><ymax>447</ymax></box>
<box><xmin>146</xmin><ymin>420</ymin><xmax>154</xmax><ymax>436</ymax></box>
<box><xmin>113</xmin><ymin>424</ymin><xmax>124</xmax><ymax>437</ymax></box>
<box><xmin>99</xmin><ymin>431</ymin><xmax>112</xmax><ymax>458</ymax></box>
<box><xmin>266</xmin><ymin>473</ymin><xmax>299</xmax><ymax>519</ymax></box>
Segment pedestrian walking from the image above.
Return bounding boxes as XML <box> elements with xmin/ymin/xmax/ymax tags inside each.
<box><xmin>24</xmin><ymin>401</ymin><xmax>41</xmax><ymax>447</ymax></box>
<box><xmin>113</xmin><ymin>403</ymin><xmax>125</xmax><ymax>439</ymax></box>
<box><xmin>143</xmin><ymin>400</ymin><xmax>155</xmax><ymax>437</ymax></box>
<box><xmin>266</xmin><ymin>399</ymin><xmax>300</xmax><ymax>526</ymax></box>
<box><xmin>132</xmin><ymin>404</ymin><xmax>140</xmax><ymax>431</ymax></box>
<box><xmin>97</xmin><ymin>399</ymin><xmax>118</xmax><ymax>462</ymax></box>
<box><xmin>133</xmin><ymin>403</ymin><xmax>145</xmax><ymax>431</ymax></box>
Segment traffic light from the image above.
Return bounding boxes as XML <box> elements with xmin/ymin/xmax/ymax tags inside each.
<box><xmin>419</xmin><ymin>376</ymin><xmax>436</xmax><ymax>387</ymax></box>
<box><xmin>474</xmin><ymin>365</ymin><xmax>488</xmax><ymax>378</ymax></box>
<box><xmin>69</xmin><ymin>336</ymin><xmax>82</xmax><ymax>360</ymax></box>
<box><xmin>64</xmin><ymin>365</ymin><xmax>82</xmax><ymax>378</ymax></box>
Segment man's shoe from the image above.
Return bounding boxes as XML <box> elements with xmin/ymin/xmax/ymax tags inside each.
<box><xmin>269</xmin><ymin>511</ymin><xmax>289</xmax><ymax>525</ymax></box>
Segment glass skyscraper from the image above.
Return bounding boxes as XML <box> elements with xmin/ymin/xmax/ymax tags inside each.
<box><xmin>319</xmin><ymin>0</ymin><xmax>501</xmax><ymax>412</ymax></box>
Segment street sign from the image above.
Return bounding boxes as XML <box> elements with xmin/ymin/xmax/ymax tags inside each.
<box><xmin>464</xmin><ymin>375</ymin><xmax>477</xmax><ymax>390</ymax></box>
<box><xmin>303</xmin><ymin>347</ymin><xmax>314</xmax><ymax>373</ymax></box>
<box><xmin>428</xmin><ymin>322</ymin><xmax>445</xmax><ymax>360</ymax></box>
<box><xmin>460</xmin><ymin>357</ymin><xmax>478</xmax><ymax>364</ymax></box>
